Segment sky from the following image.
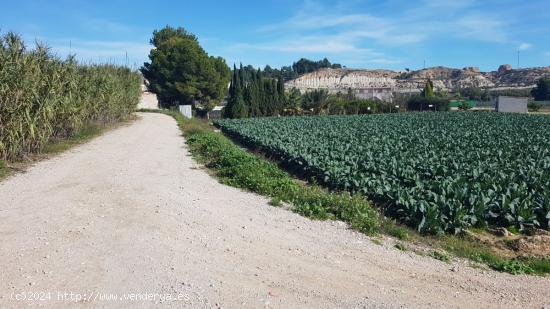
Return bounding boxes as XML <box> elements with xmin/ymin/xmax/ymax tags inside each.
<box><xmin>1</xmin><ymin>0</ymin><xmax>549</xmax><ymax>72</ymax></box>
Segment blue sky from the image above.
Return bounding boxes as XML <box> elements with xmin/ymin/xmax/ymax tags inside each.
<box><xmin>2</xmin><ymin>0</ymin><xmax>549</xmax><ymax>71</ymax></box>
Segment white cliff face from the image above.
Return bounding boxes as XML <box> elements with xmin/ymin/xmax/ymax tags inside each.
<box><xmin>286</xmin><ymin>68</ymin><xmax>398</xmax><ymax>91</ymax></box>
<box><xmin>284</xmin><ymin>66</ymin><xmax>550</xmax><ymax>102</ymax></box>
<box><xmin>285</xmin><ymin>67</ymin><xmax>500</xmax><ymax>93</ymax></box>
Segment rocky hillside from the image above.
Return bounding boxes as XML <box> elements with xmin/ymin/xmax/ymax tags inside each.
<box><xmin>285</xmin><ymin>65</ymin><xmax>550</xmax><ymax>93</ymax></box>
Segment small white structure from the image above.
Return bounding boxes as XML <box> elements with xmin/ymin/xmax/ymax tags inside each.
<box><xmin>496</xmin><ymin>96</ymin><xmax>528</xmax><ymax>113</ymax></box>
<box><xmin>208</xmin><ymin>106</ymin><xmax>224</xmax><ymax>119</ymax></box>
<box><xmin>179</xmin><ymin>105</ymin><xmax>192</xmax><ymax>118</ymax></box>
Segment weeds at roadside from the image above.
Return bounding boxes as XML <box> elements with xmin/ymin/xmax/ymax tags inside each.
<box><xmin>42</xmin><ymin>124</ymin><xmax>105</xmax><ymax>155</ymax></box>
<box><xmin>440</xmin><ymin>235</ymin><xmax>550</xmax><ymax>275</ymax></box>
<box><xmin>0</xmin><ymin>160</ymin><xmax>7</xmax><ymax>179</ymax></box>
<box><xmin>395</xmin><ymin>243</ymin><xmax>408</xmax><ymax>251</ymax></box>
<box><xmin>382</xmin><ymin>219</ymin><xmax>410</xmax><ymax>240</ymax></box>
<box><xmin>430</xmin><ymin>251</ymin><xmax>451</xmax><ymax>263</ymax></box>
<box><xmin>371</xmin><ymin>238</ymin><xmax>383</xmax><ymax>246</ymax></box>
<box><xmin>269</xmin><ymin>197</ymin><xmax>282</xmax><ymax>207</ymax></box>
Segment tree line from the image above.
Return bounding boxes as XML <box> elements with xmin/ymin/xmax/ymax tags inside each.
<box><xmin>256</xmin><ymin>57</ymin><xmax>342</xmax><ymax>81</ymax></box>
<box><xmin>224</xmin><ymin>64</ymin><xmax>285</xmax><ymax>118</ymax></box>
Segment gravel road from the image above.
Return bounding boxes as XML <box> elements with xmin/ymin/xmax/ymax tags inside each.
<box><xmin>1</xmin><ymin>113</ymin><xmax>549</xmax><ymax>308</ymax></box>
<box><xmin>138</xmin><ymin>92</ymin><xmax>159</xmax><ymax>109</ymax></box>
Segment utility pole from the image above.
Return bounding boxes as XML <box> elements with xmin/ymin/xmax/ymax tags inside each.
<box><xmin>517</xmin><ymin>50</ymin><xmax>520</xmax><ymax>69</ymax></box>
<box><xmin>423</xmin><ymin>59</ymin><xmax>426</xmax><ymax>69</ymax></box>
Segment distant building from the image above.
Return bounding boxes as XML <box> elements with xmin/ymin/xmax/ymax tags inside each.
<box><xmin>496</xmin><ymin>96</ymin><xmax>528</xmax><ymax>113</ymax></box>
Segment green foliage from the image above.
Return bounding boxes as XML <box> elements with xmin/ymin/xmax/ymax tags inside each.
<box><xmin>42</xmin><ymin>124</ymin><xmax>105</xmax><ymax>155</ymax></box>
<box><xmin>0</xmin><ymin>160</ymin><xmax>6</xmax><ymax>178</ymax></box>
<box><xmin>458</xmin><ymin>100</ymin><xmax>473</xmax><ymax>110</ymax></box>
<box><xmin>236</xmin><ymin>58</ymin><xmax>342</xmax><ymax>81</ymax></box>
<box><xmin>407</xmin><ymin>96</ymin><xmax>449</xmax><ymax>111</ymax></box>
<box><xmin>215</xmin><ymin>113</ymin><xmax>550</xmax><ymax>234</ymax></box>
<box><xmin>459</xmin><ymin>87</ymin><xmax>490</xmax><ymax>101</ymax></box>
<box><xmin>422</xmin><ymin>78</ymin><xmax>434</xmax><ymax>98</ymax></box>
<box><xmin>0</xmin><ymin>32</ymin><xmax>141</xmax><ymax>161</ymax></box>
<box><xmin>441</xmin><ymin>235</ymin><xmax>550</xmax><ymax>275</ymax></box>
<box><xmin>269</xmin><ymin>197</ymin><xmax>282</xmax><ymax>207</ymax></box>
<box><xmin>491</xmin><ymin>260</ymin><xmax>534</xmax><ymax>275</ymax></box>
<box><xmin>394</xmin><ymin>242</ymin><xmax>408</xmax><ymax>251</ymax></box>
<box><xmin>284</xmin><ymin>88</ymin><xmax>303</xmax><ymax>115</ymax></box>
<box><xmin>531</xmin><ymin>78</ymin><xmax>550</xmax><ymax>101</ymax></box>
<box><xmin>292</xmin><ymin>58</ymin><xmax>342</xmax><ymax>75</ymax></box>
<box><xmin>302</xmin><ymin>89</ymin><xmax>329</xmax><ymax>114</ymax></box>
<box><xmin>382</xmin><ymin>221</ymin><xmax>410</xmax><ymax>240</ymax></box>
<box><xmin>524</xmin><ymin>257</ymin><xmax>550</xmax><ymax>274</ymax></box>
<box><xmin>224</xmin><ymin>64</ymin><xmax>284</xmax><ymax>118</ymax></box>
<box><xmin>141</xmin><ymin>26</ymin><xmax>230</xmax><ymax>109</ymax></box>
<box><xmin>528</xmin><ymin>100</ymin><xmax>542</xmax><ymax>112</ymax></box>
<box><xmin>490</xmin><ymin>88</ymin><xmax>533</xmax><ymax>98</ymax></box>
<box><xmin>430</xmin><ymin>251</ymin><xmax>451</xmax><ymax>263</ymax></box>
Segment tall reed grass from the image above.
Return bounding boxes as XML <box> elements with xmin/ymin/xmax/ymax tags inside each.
<box><xmin>0</xmin><ymin>32</ymin><xmax>142</xmax><ymax>160</ymax></box>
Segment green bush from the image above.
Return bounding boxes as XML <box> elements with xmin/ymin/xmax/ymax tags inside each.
<box><xmin>0</xmin><ymin>32</ymin><xmax>142</xmax><ymax>160</ymax></box>
<box><xmin>430</xmin><ymin>251</ymin><xmax>451</xmax><ymax>263</ymax></box>
<box><xmin>528</xmin><ymin>101</ymin><xmax>542</xmax><ymax>112</ymax></box>
<box><xmin>0</xmin><ymin>160</ymin><xmax>6</xmax><ymax>177</ymax></box>
<box><xmin>407</xmin><ymin>95</ymin><xmax>449</xmax><ymax>111</ymax></box>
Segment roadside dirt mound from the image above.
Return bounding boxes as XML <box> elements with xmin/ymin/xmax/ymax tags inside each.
<box><xmin>507</xmin><ymin>230</ymin><xmax>550</xmax><ymax>258</ymax></box>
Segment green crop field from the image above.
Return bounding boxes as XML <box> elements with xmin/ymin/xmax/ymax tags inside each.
<box><xmin>215</xmin><ymin>113</ymin><xmax>550</xmax><ymax>234</ymax></box>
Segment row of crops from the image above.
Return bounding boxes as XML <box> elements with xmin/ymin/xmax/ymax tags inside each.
<box><xmin>0</xmin><ymin>32</ymin><xmax>142</xmax><ymax>160</ymax></box>
<box><xmin>215</xmin><ymin>112</ymin><xmax>550</xmax><ymax>234</ymax></box>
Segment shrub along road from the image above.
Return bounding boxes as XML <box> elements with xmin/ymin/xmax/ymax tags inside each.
<box><xmin>0</xmin><ymin>112</ymin><xmax>549</xmax><ymax>308</ymax></box>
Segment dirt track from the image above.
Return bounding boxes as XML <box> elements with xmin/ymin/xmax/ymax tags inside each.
<box><xmin>1</xmin><ymin>112</ymin><xmax>549</xmax><ymax>308</ymax></box>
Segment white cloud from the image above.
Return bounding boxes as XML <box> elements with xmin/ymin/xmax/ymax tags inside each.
<box><xmin>229</xmin><ymin>38</ymin><xmax>378</xmax><ymax>54</ymax></box>
<box><xmin>259</xmin><ymin>13</ymin><xmax>384</xmax><ymax>32</ymax></box>
<box><xmin>240</xmin><ymin>0</ymin><xmax>511</xmax><ymax>64</ymax></box>
<box><xmin>451</xmin><ymin>15</ymin><xmax>508</xmax><ymax>43</ymax></box>
<box><xmin>224</xmin><ymin>0</ymin><xmax>538</xmax><ymax>69</ymax></box>
<box><xmin>518</xmin><ymin>43</ymin><xmax>532</xmax><ymax>50</ymax></box>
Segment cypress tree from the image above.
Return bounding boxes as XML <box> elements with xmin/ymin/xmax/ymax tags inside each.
<box><xmin>224</xmin><ymin>65</ymin><xmax>238</xmax><ymax>118</ymax></box>
<box><xmin>271</xmin><ymin>79</ymin><xmax>279</xmax><ymax>115</ymax></box>
<box><xmin>278</xmin><ymin>76</ymin><xmax>286</xmax><ymax>114</ymax></box>
<box><xmin>232</xmin><ymin>65</ymin><xmax>248</xmax><ymax>118</ymax></box>
<box><xmin>249</xmin><ymin>70</ymin><xmax>261</xmax><ymax>117</ymax></box>
<box><xmin>423</xmin><ymin>78</ymin><xmax>434</xmax><ymax>98</ymax></box>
